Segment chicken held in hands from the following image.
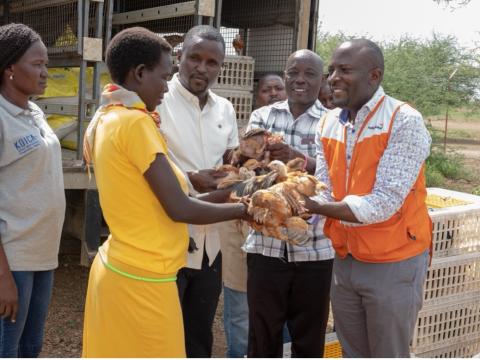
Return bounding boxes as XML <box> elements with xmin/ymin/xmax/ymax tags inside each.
<box><xmin>247</xmin><ymin>170</ymin><xmax>327</xmax><ymax>245</ymax></box>
<box><xmin>230</xmin><ymin>128</ymin><xmax>284</xmax><ymax>167</ymax></box>
<box><xmin>222</xmin><ymin>159</ymin><xmax>327</xmax><ymax>246</ymax></box>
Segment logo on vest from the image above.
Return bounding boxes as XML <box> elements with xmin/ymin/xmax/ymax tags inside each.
<box><xmin>367</xmin><ymin>123</ymin><xmax>384</xmax><ymax>130</ymax></box>
<box><xmin>14</xmin><ymin>134</ymin><xmax>40</xmax><ymax>155</ymax></box>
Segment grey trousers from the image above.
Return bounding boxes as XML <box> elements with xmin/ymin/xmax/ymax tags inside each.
<box><xmin>331</xmin><ymin>251</ymin><xmax>429</xmax><ymax>358</ymax></box>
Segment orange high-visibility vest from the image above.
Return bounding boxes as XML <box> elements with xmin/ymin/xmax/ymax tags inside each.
<box><xmin>319</xmin><ymin>95</ymin><xmax>432</xmax><ymax>263</ymax></box>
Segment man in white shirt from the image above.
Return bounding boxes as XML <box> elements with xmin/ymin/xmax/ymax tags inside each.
<box><xmin>157</xmin><ymin>25</ymin><xmax>238</xmax><ymax>358</ymax></box>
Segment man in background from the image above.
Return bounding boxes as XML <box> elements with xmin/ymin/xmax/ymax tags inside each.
<box><xmin>318</xmin><ymin>73</ymin><xmax>334</xmax><ymax>109</ymax></box>
<box><xmin>255</xmin><ymin>73</ymin><xmax>287</xmax><ymax>109</ymax></box>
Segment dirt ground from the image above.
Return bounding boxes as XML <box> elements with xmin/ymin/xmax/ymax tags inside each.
<box><xmin>40</xmin><ymin>250</ymin><xmax>88</xmax><ymax>357</ymax></box>
<box><xmin>40</xmin><ymin>246</ymin><xmax>336</xmax><ymax>358</ymax></box>
<box><xmin>429</xmin><ymin>118</ymin><xmax>480</xmax><ymax>194</ymax></box>
<box><xmin>40</xmin><ymin>117</ymin><xmax>480</xmax><ymax>358</ymax></box>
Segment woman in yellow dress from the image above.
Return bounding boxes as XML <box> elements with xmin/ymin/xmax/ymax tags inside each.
<box><xmin>81</xmin><ymin>27</ymin><xmax>247</xmax><ymax>357</ymax></box>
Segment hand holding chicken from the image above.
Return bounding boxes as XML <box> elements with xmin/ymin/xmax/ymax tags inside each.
<box><xmin>226</xmin><ymin>159</ymin><xmax>327</xmax><ymax>246</ymax></box>
<box><xmin>230</xmin><ymin>128</ymin><xmax>284</xmax><ymax>167</ymax></box>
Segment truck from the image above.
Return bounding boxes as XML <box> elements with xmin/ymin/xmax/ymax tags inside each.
<box><xmin>1</xmin><ymin>0</ymin><xmax>320</xmax><ymax>265</ymax></box>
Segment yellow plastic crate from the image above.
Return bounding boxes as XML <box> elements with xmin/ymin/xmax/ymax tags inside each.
<box><xmin>325</xmin><ymin>340</ymin><xmax>342</xmax><ymax>358</ymax></box>
<box><xmin>426</xmin><ymin>194</ymin><xmax>471</xmax><ymax>209</ymax></box>
<box><xmin>324</xmin><ymin>333</ymin><xmax>343</xmax><ymax>358</ymax></box>
<box><xmin>427</xmin><ymin>188</ymin><xmax>480</xmax><ymax>258</ymax></box>
<box><xmin>283</xmin><ymin>333</ymin><xmax>343</xmax><ymax>357</ymax></box>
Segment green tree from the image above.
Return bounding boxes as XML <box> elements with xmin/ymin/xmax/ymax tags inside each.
<box><xmin>315</xmin><ymin>31</ymin><xmax>351</xmax><ymax>65</ymax></box>
<box><xmin>382</xmin><ymin>34</ymin><xmax>480</xmax><ymax>116</ymax></box>
<box><xmin>316</xmin><ymin>32</ymin><xmax>480</xmax><ymax>117</ymax></box>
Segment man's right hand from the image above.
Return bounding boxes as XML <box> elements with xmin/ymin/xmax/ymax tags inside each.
<box><xmin>0</xmin><ymin>271</ymin><xmax>18</xmax><ymax>323</ymax></box>
<box><xmin>188</xmin><ymin>169</ymin><xmax>227</xmax><ymax>193</ymax></box>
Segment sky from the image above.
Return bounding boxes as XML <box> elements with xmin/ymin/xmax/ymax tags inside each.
<box><xmin>318</xmin><ymin>0</ymin><xmax>480</xmax><ymax>48</ymax></box>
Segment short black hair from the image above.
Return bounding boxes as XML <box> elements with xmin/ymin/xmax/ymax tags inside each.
<box><xmin>0</xmin><ymin>23</ymin><xmax>41</xmax><ymax>85</ymax></box>
<box><xmin>258</xmin><ymin>73</ymin><xmax>284</xmax><ymax>86</ymax></box>
<box><xmin>350</xmin><ymin>39</ymin><xmax>384</xmax><ymax>71</ymax></box>
<box><xmin>106</xmin><ymin>27</ymin><xmax>172</xmax><ymax>84</ymax></box>
<box><xmin>182</xmin><ymin>25</ymin><xmax>225</xmax><ymax>52</ymax></box>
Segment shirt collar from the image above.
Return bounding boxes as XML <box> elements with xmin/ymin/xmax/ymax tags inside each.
<box><xmin>271</xmin><ymin>99</ymin><xmax>327</xmax><ymax>120</ymax></box>
<box><xmin>171</xmin><ymin>73</ymin><xmax>216</xmax><ymax>106</ymax></box>
<box><xmin>0</xmin><ymin>94</ymin><xmax>34</xmax><ymax>116</ymax></box>
<box><xmin>338</xmin><ymin>86</ymin><xmax>385</xmax><ymax>125</ymax></box>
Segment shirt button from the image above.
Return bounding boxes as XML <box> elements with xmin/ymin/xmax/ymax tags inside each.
<box><xmin>347</xmin><ymin>155</ymin><xmax>351</xmax><ymax>160</ymax></box>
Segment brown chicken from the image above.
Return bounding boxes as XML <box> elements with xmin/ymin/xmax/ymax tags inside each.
<box><xmin>232</xmin><ymin>33</ymin><xmax>245</xmax><ymax>56</ymax></box>
<box><xmin>213</xmin><ymin>164</ymin><xmax>256</xmax><ymax>189</ymax></box>
<box><xmin>246</xmin><ymin>168</ymin><xmax>327</xmax><ymax>246</ymax></box>
<box><xmin>219</xmin><ymin>159</ymin><xmax>325</xmax><ymax>245</ymax></box>
<box><xmin>224</xmin><ymin>158</ymin><xmax>306</xmax><ymax>195</ymax></box>
<box><xmin>230</xmin><ymin>128</ymin><xmax>284</xmax><ymax>167</ymax></box>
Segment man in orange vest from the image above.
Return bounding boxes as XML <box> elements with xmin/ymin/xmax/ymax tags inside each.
<box><xmin>305</xmin><ymin>39</ymin><xmax>432</xmax><ymax>357</ymax></box>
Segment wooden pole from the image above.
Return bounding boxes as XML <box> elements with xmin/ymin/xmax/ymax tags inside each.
<box><xmin>443</xmin><ymin>68</ymin><xmax>458</xmax><ymax>153</ymax></box>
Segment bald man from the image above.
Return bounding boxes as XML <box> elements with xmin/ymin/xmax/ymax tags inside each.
<box><xmin>307</xmin><ymin>39</ymin><xmax>432</xmax><ymax>357</ymax></box>
<box><xmin>244</xmin><ymin>49</ymin><xmax>334</xmax><ymax>357</ymax></box>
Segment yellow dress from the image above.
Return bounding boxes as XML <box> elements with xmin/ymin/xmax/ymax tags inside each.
<box><xmin>82</xmin><ymin>106</ymin><xmax>189</xmax><ymax>357</ymax></box>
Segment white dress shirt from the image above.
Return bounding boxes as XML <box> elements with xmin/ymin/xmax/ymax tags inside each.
<box><xmin>158</xmin><ymin>73</ymin><xmax>239</xmax><ymax>269</ymax></box>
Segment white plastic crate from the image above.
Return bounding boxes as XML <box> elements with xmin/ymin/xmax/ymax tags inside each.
<box><xmin>412</xmin><ymin>295</ymin><xmax>480</xmax><ymax>354</ymax></box>
<box><xmin>414</xmin><ymin>337</ymin><xmax>480</xmax><ymax>358</ymax></box>
<box><xmin>424</xmin><ymin>252</ymin><xmax>480</xmax><ymax>306</ymax></box>
<box><xmin>212</xmin><ymin>89</ymin><xmax>253</xmax><ymax>130</ymax></box>
<box><xmin>213</xmin><ymin>56</ymin><xmax>255</xmax><ymax>91</ymax></box>
<box><xmin>176</xmin><ymin>55</ymin><xmax>254</xmax><ymax>91</ymax></box>
<box><xmin>427</xmin><ymin>188</ymin><xmax>480</xmax><ymax>258</ymax></box>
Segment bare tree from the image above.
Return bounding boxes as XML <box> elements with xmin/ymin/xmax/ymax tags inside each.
<box><xmin>433</xmin><ymin>0</ymin><xmax>471</xmax><ymax>9</ymax></box>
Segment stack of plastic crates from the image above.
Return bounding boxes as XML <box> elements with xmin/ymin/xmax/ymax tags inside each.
<box><xmin>110</xmin><ymin>1</ymin><xmax>254</xmax><ymax>130</ymax></box>
<box><xmin>211</xmin><ymin>55</ymin><xmax>255</xmax><ymax>131</ymax></box>
<box><xmin>412</xmin><ymin>188</ymin><xmax>480</xmax><ymax>358</ymax></box>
